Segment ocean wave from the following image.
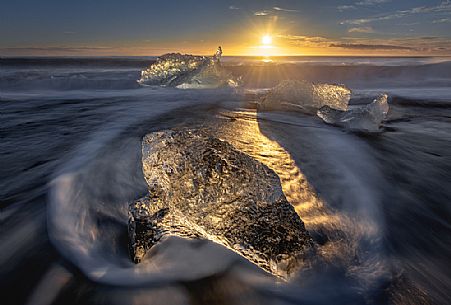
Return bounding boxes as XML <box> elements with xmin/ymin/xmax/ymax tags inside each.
<box><xmin>2</xmin><ymin>57</ymin><xmax>451</xmax><ymax>92</ymax></box>
<box><xmin>228</xmin><ymin>61</ymin><xmax>451</xmax><ymax>89</ymax></box>
<box><xmin>0</xmin><ymin>70</ymin><xmax>141</xmax><ymax>90</ymax></box>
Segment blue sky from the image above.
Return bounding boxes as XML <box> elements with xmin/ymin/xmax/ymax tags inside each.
<box><xmin>1</xmin><ymin>0</ymin><xmax>450</xmax><ymax>55</ymax></box>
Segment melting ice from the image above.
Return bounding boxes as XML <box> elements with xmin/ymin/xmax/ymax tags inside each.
<box><xmin>258</xmin><ymin>80</ymin><xmax>351</xmax><ymax>114</ymax></box>
<box><xmin>317</xmin><ymin>94</ymin><xmax>389</xmax><ymax>132</ymax></box>
<box><xmin>258</xmin><ymin>80</ymin><xmax>389</xmax><ymax>132</ymax></box>
<box><xmin>138</xmin><ymin>48</ymin><xmax>240</xmax><ymax>89</ymax></box>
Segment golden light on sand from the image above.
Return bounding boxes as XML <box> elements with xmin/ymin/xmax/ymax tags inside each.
<box><xmin>262</xmin><ymin>35</ymin><xmax>272</xmax><ymax>45</ymax></box>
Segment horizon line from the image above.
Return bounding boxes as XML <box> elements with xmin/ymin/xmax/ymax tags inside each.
<box><xmin>2</xmin><ymin>54</ymin><xmax>451</xmax><ymax>58</ymax></box>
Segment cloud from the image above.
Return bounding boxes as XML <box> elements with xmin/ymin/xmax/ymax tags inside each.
<box><xmin>277</xmin><ymin>33</ymin><xmax>451</xmax><ymax>53</ymax></box>
<box><xmin>341</xmin><ymin>1</ymin><xmax>451</xmax><ymax>24</ymax></box>
<box><xmin>280</xmin><ymin>33</ymin><xmax>417</xmax><ymax>51</ymax></box>
<box><xmin>0</xmin><ymin>46</ymin><xmax>113</xmax><ymax>53</ymax></box>
<box><xmin>348</xmin><ymin>26</ymin><xmax>375</xmax><ymax>33</ymax></box>
<box><xmin>254</xmin><ymin>10</ymin><xmax>271</xmax><ymax>16</ymax></box>
<box><xmin>277</xmin><ymin>35</ymin><xmax>330</xmax><ymax>43</ymax></box>
<box><xmin>338</xmin><ymin>0</ymin><xmax>390</xmax><ymax>11</ymax></box>
<box><xmin>229</xmin><ymin>5</ymin><xmax>239</xmax><ymax>10</ymax></box>
<box><xmin>277</xmin><ymin>35</ymin><xmax>334</xmax><ymax>48</ymax></box>
<box><xmin>272</xmin><ymin>6</ymin><xmax>300</xmax><ymax>12</ymax></box>
<box><xmin>356</xmin><ymin>0</ymin><xmax>390</xmax><ymax>6</ymax></box>
<box><xmin>254</xmin><ymin>6</ymin><xmax>301</xmax><ymax>16</ymax></box>
<box><xmin>0</xmin><ymin>45</ymin><xmax>183</xmax><ymax>56</ymax></box>
<box><xmin>338</xmin><ymin>5</ymin><xmax>356</xmax><ymax>11</ymax></box>
<box><xmin>329</xmin><ymin>43</ymin><xmax>413</xmax><ymax>50</ymax></box>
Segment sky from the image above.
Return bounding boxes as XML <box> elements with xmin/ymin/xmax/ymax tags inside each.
<box><xmin>1</xmin><ymin>0</ymin><xmax>451</xmax><ymax>56</ymax></box>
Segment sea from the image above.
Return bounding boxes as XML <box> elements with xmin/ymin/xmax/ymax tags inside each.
<box><xmin>1</xmin><ymin>56</ymin><xmax>450</xmax><ymax>305</ymax></box>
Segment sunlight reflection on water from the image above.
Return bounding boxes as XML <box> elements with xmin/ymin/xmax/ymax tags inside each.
<box><xmin>211</xmin><ymin>110</ymin><xmax>387</xmax><ymax>278</ymax></box>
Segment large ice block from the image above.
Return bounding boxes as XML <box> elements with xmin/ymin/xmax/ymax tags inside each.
<box><xmin>138</xmin><ymin>49</ymin><xmax>239</xmax><ymax>89</ymax></box>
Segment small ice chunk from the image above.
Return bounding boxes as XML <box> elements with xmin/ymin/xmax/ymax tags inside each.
<box><xmin>317</xmin><ymin>94</ymin><xmax>389</xmax><ymax>132</ymax></box>
<box><xmin>258</xmin><ymin>80</ymin><xmax>351</xmax><ymax>114</ymax></box>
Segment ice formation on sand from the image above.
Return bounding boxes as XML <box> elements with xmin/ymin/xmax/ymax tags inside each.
<box><xmin>138</xmin><ymin>47</ymin><xmax>239</xmax><ymax>88</ymax></box>
<box><xmin>258</xmin><ymin>80</ymin><xmax>351</xmax><ymax>114</ymax></box>
<box><xmin>317</xmin><ymin>94</ymin><xmax>389</xmax><ymax>132</ymax></box>
<box><xmin>129</xmin><ymin>129</ymin><xmax>313</xmax><ymax>279</ymax></box>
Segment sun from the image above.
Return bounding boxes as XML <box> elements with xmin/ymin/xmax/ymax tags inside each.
<box><xmin>262</xmin><ymin>35</ymin><xmax>272</xmax><ymax>45</ymax></box>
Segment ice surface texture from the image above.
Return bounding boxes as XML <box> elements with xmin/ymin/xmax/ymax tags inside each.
<box><xmin>317</xmin><ymin>94</ymin><xmax>389</xmax><ymax>132</ymax></box>
<box><xmin>138</xmin><ymin>53</ymin><xmax>239</xmax><ymax>89</ymax></box>
<box><xmin>258</xmin><ymin>80</ymin><xmax>351</xmax><ymax>114</ymax></box>
<box><xmin>129</xmin><ymin>129</ymin><xmax>313</xmax><ymax>279</ymax></box>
